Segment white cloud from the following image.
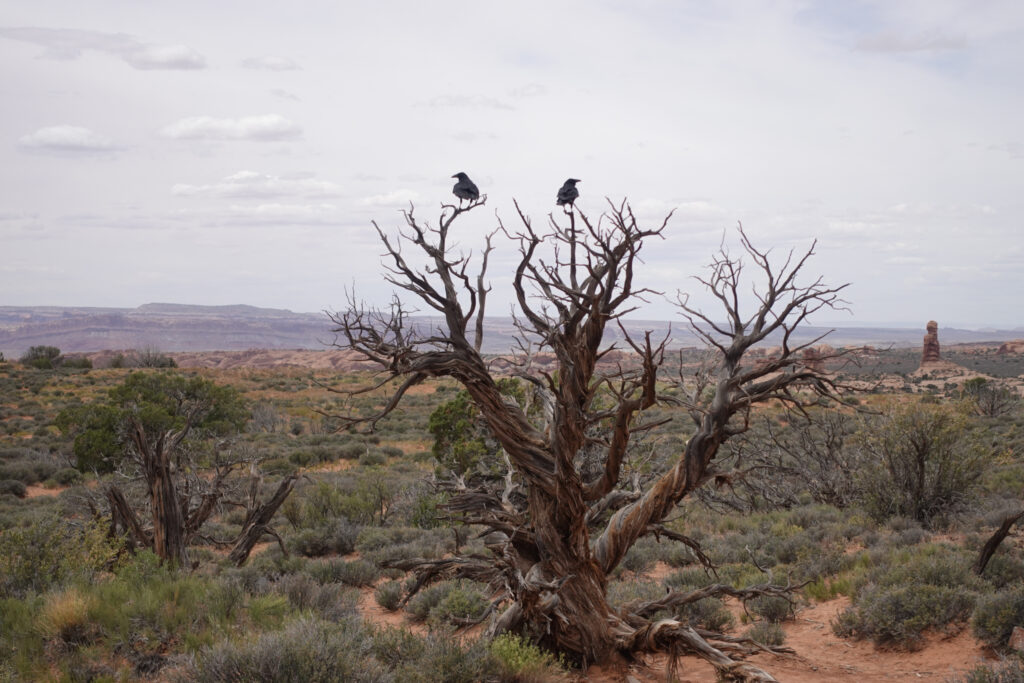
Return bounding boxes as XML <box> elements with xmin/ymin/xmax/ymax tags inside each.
<box><xmin>172</xmin><ymin>171</ymin><xmax>342</xmax><ymax>199</ymax></box>
<box><xmin>18</xmin><ymin>125</ymin><xmax>117</xmax><ymax>153</ymax></box>
<box><xmin>0</xmin><ymin>26</ymin><xmax>205</xmax><ymax>69</ymax></box>
<box><xmin>360</xmin><ymin>190</ymin><xmax>420</xmax><ymax>207</ymax></box>
<box><xmin>241</xmin><ymin>56</ymin><xmax>300</xmax><ymax>71</ymax></box>
<box><xmin>160</xmin><ymin>115</ymin><xmax>301</xmax><ymax>141</ymax></box>
<box><xmin>125</xmin><ymin>43</ymin><xmax>205</xmax><ymax>70</ymax></box>
<box><xmin>219</xmin><ymin>203</ymin><xmax>341</xmax><ymax>225</ymax></box>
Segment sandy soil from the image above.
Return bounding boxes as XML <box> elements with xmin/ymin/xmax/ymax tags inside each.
<box><xmin>353</xmin><ymin>583</ymin><xmax>994</xmax><ymax>682</ymax></box>
<box><xmin>24</xmin><ymin>484</ymin><xmax>64</xmax><ymax>498</ymax></box>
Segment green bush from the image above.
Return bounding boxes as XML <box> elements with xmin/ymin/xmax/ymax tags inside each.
<box><xmin>288</xmin><ymin>519</ymin><xmax>360</xmax><ymax>557</ymax></box>
<box><xmin>948</xmin><ymin>658</ymin><xmax>1024</xmax><ymax>683</ymax></box>
<box><xmin>746</xmin><ymin>622</ymin><xmax>786</xmax><ymax>647</ymax></box>
<box><xmin>359</xmin><ymin>450</ymin><xmax>386</xmax><ymax>467</ymax></box>
<box><xmin>370</xmin><ymin>625</ymin><xmax>427</xmax><ymax>670</ymax></box>
<box><xmin>0</xmin><ymin>479</ymin><xmax>26</xmax><ymax>498</ymax></box>
<box><xmin>274</xmin><ymin>574</ymin><xmax>358</xmax><ymax>620</ymax></box>
<box><xmin>833</xmin><ymin>584</ymin><xmax>973</xmax><ymax>649</ymax></box>
<box><xmin>854</xmin><ymin>403</ymin><xmax>991</xmax><ymax>526</ymax></box>
<box><xmin>52</xmin><ymin>467</ymin><xmax>83</xmax><ymax>486</ymax></box>
<box><xmin>393</xmin><ymin>631</ymin><xmax>496</xmax><ymax>683</ymax></box>
<box><xmin>677</xmin><ymin>597</ymin><xmax>734</xmax><ymax>631</ymax></box>
<box><xmin>186</xmin><ymin>616</ymin><xmax>388</xmax><ymax>682</ymax></box>
<box><xmin>374</xmin><ymin>581</ymin><xmax>403</xmax><ymax>611</ymax></box>
<box><xmin>0</xmin><ymin>514</ymin><xmax>119</xmax><ymax>598</ymax></box>
<box><xmin>19</xmin><ymin>346</ymin><xmax>62</xmax><ymax>370</ymax></box>
<box><xmin>972</xmin><ymin>589</ymin><xmax>1024</xmax><ymax>650</ymax></box>
<box><xmin>490</xmin><ymin>632</ymin><xmax>564</xmax><ymax>681</ymax></box>
<box><xmin>307</xmin><ymin>558</ymin><xmax>379</xmax><ymax>587</ymax></box>
<box><xmin>406</xmin><ymin>580</ymin><xmax>488</xmax><ymax>625</ymax></box>
<box><xmin>748</xmin><ymin>595</ymin><xmax>793</xmax><ymax>623</ymax></box>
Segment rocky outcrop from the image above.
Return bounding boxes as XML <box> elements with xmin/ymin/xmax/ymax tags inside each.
<box><xmin>922</xmin><ymin>320</ymin><xmax>941</xmax><ymax>364</ymax></box>
<box><xmin>997</xmin><ymin>341</ymin><xmax>1024</xmax><ymax>356</ymax></box>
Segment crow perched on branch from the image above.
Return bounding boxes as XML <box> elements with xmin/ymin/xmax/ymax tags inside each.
<box><xmin>556</xmin><ymin>178</ymin><xmax>580</xmax><ymax>207</ymax></box>
<box><xmin>451</xmin><ymin>172</ymin><xmax>480</xmax><ymax>203</ymax></box>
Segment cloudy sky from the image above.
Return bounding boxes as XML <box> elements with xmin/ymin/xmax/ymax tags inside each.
<box><xmin>2</xmin><ymin>1</ymin><xmax>1022</xmax><ymax>328</ymax></box>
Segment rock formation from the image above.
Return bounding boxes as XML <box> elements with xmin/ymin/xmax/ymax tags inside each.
<box><xmin>801</xmin><ymin>347</ymin><xmax>826</xmax><ymax>373</ymax></box>
<box><xmin>922</xmin><ymin>320</ymin><xmax>941</xmax><ymax>364</ymax></box>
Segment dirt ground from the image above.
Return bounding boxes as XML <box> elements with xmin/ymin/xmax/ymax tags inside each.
<box><xmin>356</xmin><ymin>586</ymin><xmax>995</xmax><ymax>682</ymax></box>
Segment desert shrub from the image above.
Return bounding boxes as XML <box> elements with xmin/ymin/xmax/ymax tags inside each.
<box><xmin>185</xmin><ymin>616</ymin><xmax>388</xmax><ymax>682</ymax></box>
<box><xmin>979</xmin><ymin>554</ymin><xmax>1024</xmax><ymax>591</ymax></box>
<box><xmin>274</xmin><ymin>574</ymin><xmax>358</xmax><ymax>621</ymax></box>
<box><xmin>972</xmin><ymin>589</ymin><xmax>1024</xmax><ymax>650</ymax></box>
<box><xmin>19</xmin><ymin>346</ymin><xmax>62</xmax><ymax>370</ymax></box>
<box><xmin>948</xmin><ymin>658</ymin><xmax>1024</xmax><ymax>683</ymax></box>
<box><xmin>370</xmin><ymin>625</ymin><xmax>427</xmax><ymax>669</ymax></box>
<box><xmin>60</xmin><ymin>355</ymin><xmax>93</xmax><ymax>369</ymax></box>
<box><xmin>0</xmin><ymin>479</ymin><xmax>26</xmax><ymax>497</ymax></box>
<box><xmin>261</xmin><ymin>457</ymin><xmax>297</xmax><ymax>476</ymax></box>
<box><xmin>374</xmin><ymin>581</ymin><xmax>404</xmax><ymax>611</ymax></box>
<box><xmin>355</xmin><ymin>525</ymin><xmax>424</xmax><ymax>553</ymax></box>
<box><xmin>393</xmin><ymin>631</ymin><xmax>496</xmax><ymax>683</ymax></box>
<box><xmin>833</xmin><ymin>543</ymin><xmax>982</xmax><ymax>649</ymax></box>
<box><xmin>677</xmin><ymin>597</ymin><xmax>734</xmax><ymax>631</ymax></box>
<box><xmin>35</xmin><ymin>587</ymin><xmax>97</xmax><ymax>645</ymax></box>
<box><xmin>408</xmin><ymin>490</ymin><xmax>446</xmax><ymax>529</ymax></box>
<box><xmin>51</xmin><ymin>467</ymin><xmax>82</xmax><ymax>486</ymax></box>
<box><xmin>406</xmin><ymin>580</ymin><xmax>488</xmax><ymax>625</ymax></box>
<box><xmin>359</xmin><ymin>450</ymin><xmax>387</xmax><ymax>467</ymax></box>
<box><xmin>0</xmin><ymin>514</ymin><xmax>118</xmax><ymax>598</ymax></box>
<box><xmin>607</xmin><ymin>580</ymin><xmax>664</xmax><ymax>608</ymax></box>
<box><xmin>338</xmin><ymin>443</ymin><xmax>365</xmax><ymax>460</ymax></box>
<box><xmin>307</xmin><ymin>558</ymin><xmax>379</xmax><ymax>587</ymax></box>
<box><xmin>833</xmin><ymin>584</ymin><xmax>973</xmax><ymax>649</ymax></box>
<box><xmin>664</xmin><ymin>567</ymin><xmax>714</xmax><ymax>592</ymax></box>
<box><xmin>490</xmin><ymin>632</ymin><xmax>565</xmax><ymax>681</ymax></box>
<box><xmin>0</xmin><ymin>458</ymin><xmax>58</xmax><ymax>485</ymax></box>
<box><xmin>746</xmin><ymin>622</ymin><xmax>786</xmax><ymax>647</ymax></box>
<box><xmin>620</xmin><ymin>537</ymin><xmax>659</xmax><ymax>576</ymax></box>
<box><xmin>854</xmin><ymin>403</ymin><xmax>991</xmax><ymax>526</ymax></box>
<box><xmin>748</xmin><ymin>595</ymin><xmax>793</xmax><ymax>623</ymax></box>
<box><xmin>288</xmin><ymin>519</ymin><xmax>360</xmax><ymax>557</ymax></box>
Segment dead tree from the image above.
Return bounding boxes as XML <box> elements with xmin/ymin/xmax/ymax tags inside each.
<box><xmin>975</xmin><ymin>509</ymin><xmax>1024</xmax><ymax>575</ymax></box>
<box><xmin>228</xmin><ymin>471</ymin><xmax>298</xmax><ymax>566</ymax></box>
<box><xmin>108</xmin><ymin>427</ymin><xmax>242</xmax><ymax>567</ymax></box>
<box><xmin>328</xmin><ymin>197</ymin><xmax>850</xmax><ymax>680</ymax></box>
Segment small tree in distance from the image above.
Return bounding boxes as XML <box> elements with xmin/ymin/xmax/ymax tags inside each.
<box><xmin>58</xmin><ymin>372</ymin><xmax>295</xmax><ymax>567</ymax></box>
<box><xmin>19</xmin><ymin>345</ymin><xmax>63</xmax><ymax>369</ymax></box>
<box><xmin>329</xmin><ymin>196</ymin><xmax>851</xmax><ymax>680</ymax></box>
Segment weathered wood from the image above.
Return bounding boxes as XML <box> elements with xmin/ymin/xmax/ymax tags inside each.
<box><xmin>975</xmin><ymin>509</ymin><xmax>1024</xmax><ymax>575</ymax></box>
<box><xmin>228</xmin><ymin>474</ymin><xmax>298</xmax><ymax>566</ymax></box>
<box><xmin>328</xmin><ymin>200</ymin><xmax>849</xmax><ymax>673</ymax></box>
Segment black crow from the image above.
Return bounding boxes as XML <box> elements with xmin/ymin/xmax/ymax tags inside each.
<box><xmin>556</xmin><ymin>178</ymin><xmax>580</xmax><ymax>206</ymax></box>
<box><xmin>451</xmin><ymin>172</ymin><xmax>480</xmax><ymax>203</ymax></box>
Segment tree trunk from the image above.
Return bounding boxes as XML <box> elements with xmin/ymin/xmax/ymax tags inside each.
<box><xmin>106</xmin><ymin>485</ymin><xmax>151</xmax><ymax>549</ymax></box>
<box><xmin>229</xmin><ymin>474</ymin><xmax>297</xmax><ymax>566</ymax></box>
<box><xmin>147</xmin><ymin>434</ymin><xmax>189</xmax><ymax>567</ymax></box>
<box><xmin>975</xmin><ymin>509</ymin><xmax>1024</xmax><ymax>575</ymax></box>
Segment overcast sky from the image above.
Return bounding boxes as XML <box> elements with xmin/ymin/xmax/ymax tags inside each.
<box><xmin>2</xmin><ymin>1</ymin><xmax>1022</xmax><ymax>329</ymax></box>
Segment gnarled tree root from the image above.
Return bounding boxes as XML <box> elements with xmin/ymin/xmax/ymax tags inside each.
<box><xmin>623</xmin><ymin>619</ymin><xmax>789</xmax><ymax>682</ymax></box>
